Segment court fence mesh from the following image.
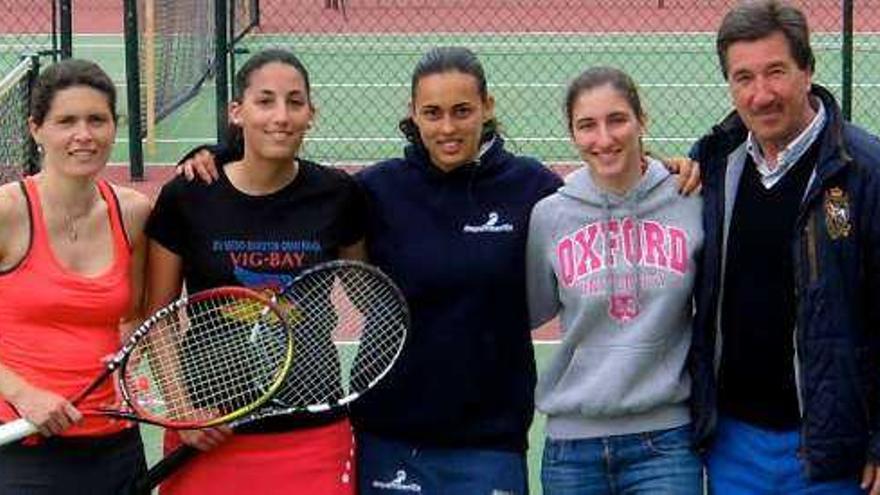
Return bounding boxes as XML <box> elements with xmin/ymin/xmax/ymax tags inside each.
<box><xmin>222</xmin><ymin>0</ymin><xmax>873</xmax><ymax>166</ymax></box>
<box><xmin>0</xmin><ymin>56</ymin><xmax>40</xmax><ymax>185</ymax></box>
<box><xmin>0</xmin><ymin>0</ymin><xmax>68</xmax><ymax>76</ymax></box>
<box><xmin>0</xmin><ymin>0</ymin><xmax>68</xmax><ymax>183</ymax></box>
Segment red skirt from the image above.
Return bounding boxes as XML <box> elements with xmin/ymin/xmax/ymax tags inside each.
<box><xmin>159</xmin><ymin>419</ymin><xmax>355</xmax><ymax>495</ymax></box>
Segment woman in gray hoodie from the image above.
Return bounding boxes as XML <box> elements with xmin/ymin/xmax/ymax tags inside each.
<box><xmin>527</xmin><ymin>67</ymin><xmax>704</xmax><ymax>495</ymax></box>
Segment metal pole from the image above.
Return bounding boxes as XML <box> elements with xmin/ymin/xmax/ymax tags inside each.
<box><xmin>229</xmin><ymin>0</ymin><xmax>237</xmax><ymax>97</ymax></box>
<box><xmin>59</xmin><ymin>0</ymin><xmax>72</xmax><ymax>58</ymax></box>
<box><xmin>122</xmin><ymin>0</ymin><xmax>145</xmax><ymax>180</ymax></box>
<box><xmin>841</xmin><ymin>0</ymin><xmax>853</xmax><ymax>121</ymax></box>
<box><xmin>215</xmin><ymin>0</ymin><xmax>229</xmax><ymax>146</ymax></box>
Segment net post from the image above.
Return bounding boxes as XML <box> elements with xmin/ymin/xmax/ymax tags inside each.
<box><xmin>24</xmin><ymin>55</ymin><xmax>41</xmax><ymax>176</ymax></box>
<box><xmin>215</xmin><ymin>0</ymin><xmax>230</xmax><ymax>147</ymax></box>
<box><xmin>123</xmin><ymin>0</ymin><xmax>145</xmax><ymax>180</ymax></box>
<box><xmin>841</xmin><ymin>0</ymin><xmax>853</xmax><ymax>122</ymax></box>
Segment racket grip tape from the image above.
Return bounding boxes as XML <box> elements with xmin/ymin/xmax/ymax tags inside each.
<box><xmin>129</xmin><ymin>445</ymin><xmax>199</xmax><ymax>495</ymax></box>
<box><xmin>0</xmin><ymin>418</ymin><xmax>38</xmax><ymax>446</ymax></box>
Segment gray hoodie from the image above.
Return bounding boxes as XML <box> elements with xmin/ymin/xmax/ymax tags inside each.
<box><xmin>527</xmin><ymin>158</ymin><xmax>703</xmax><ymax>439</ymax></box>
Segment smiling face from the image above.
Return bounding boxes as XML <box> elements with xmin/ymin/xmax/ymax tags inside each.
<box><xmin>725</xmin><ymin>31</ymin><xmax>815</xmax><ymax>158</ymax></box>
<box><xmin>570</xmin><ymin>83</ymin><xmax>645</xmax><ymax>193</ymax></box>
<box><xmin>230</xmin><ymin>61</ymin><xmax>314</xmax><ymax>164</ymax></box>
<box><xmin>410</xmin><ymin>71</ymin><xmax>494</xmax><ymax>172</ymax></box>
<box><xmin>29</xmin><ymin>86</ymin><xmax>116</xmax><ymax>178</ymax></box>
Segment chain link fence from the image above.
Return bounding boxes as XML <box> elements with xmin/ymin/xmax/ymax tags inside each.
<box><xmin>0</xmin><ymin>0</ymin><xmax>66</xmax><ymax>74</ymax></box>
<box><xmin>228</xmin><ymin>0</ymin><xmax>877</xmax><ymax>165</ymax></box>
<box><xmin>0</xmin><ymin>56</ymin><xmax>40</xmax><ymax>184</ymax></box>
<box><xmin>0</xmin><ymin>1</ymin><xmax>68</xmax><ymax>183</ymax></box>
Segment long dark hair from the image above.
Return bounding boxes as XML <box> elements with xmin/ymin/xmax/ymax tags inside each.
<box><xmin>226</xmin><ymin>49</ymin><xmax>312</xmax><ymax>154</ymax></box>
<box><xmin>399</xmin><ymin>46</ymin><xmax>498</xmax><ymax>146</ymax></box>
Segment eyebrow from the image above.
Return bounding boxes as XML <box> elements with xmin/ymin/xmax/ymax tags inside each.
<box><xmin>254</xmin><ymin>88</ymin><xmax>305</xmax><ymax>96</ymax></box>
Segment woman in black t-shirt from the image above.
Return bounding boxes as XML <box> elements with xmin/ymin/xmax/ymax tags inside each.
<box><xmin>145</xmin><ymin>49</ymin><xmax>365</xmax><ymax>495</ymax></box>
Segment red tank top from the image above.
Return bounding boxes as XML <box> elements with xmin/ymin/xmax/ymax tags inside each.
<box><xmin>0</xmin><ymin>178</ymin><xmax>132</xmax><ymax>437</ymax></box>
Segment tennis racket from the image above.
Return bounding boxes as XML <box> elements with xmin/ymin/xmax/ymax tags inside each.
<box><xmin>131</xmin><ymin>260</ymin><xmax>409</xmax><ymax>494</ymax></box>
<box><xmin>0</xmin><ymin>286</ymin><xmax>294</xmax><ymax>446</ymax></box>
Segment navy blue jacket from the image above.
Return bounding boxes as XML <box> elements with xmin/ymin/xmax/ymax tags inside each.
<box><xmin>689</xmin><ymin>85</ymin><xmax>880</xmax><ymax>480</ymax></box>
<box><xmin>350</xmin><ymin>137</ymin><xmax>562</xmax><ymax>451</ymax></box>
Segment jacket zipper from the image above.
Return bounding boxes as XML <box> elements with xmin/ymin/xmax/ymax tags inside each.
<box><xmin>793</xmin><ymin>191</ymin><xmax>822</xmax><ymax>472</ymax></box>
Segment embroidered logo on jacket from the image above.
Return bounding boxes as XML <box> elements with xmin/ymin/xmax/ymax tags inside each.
<box><xmin>824</xmin><ymin>187</ymin><xmax>851</xmax><ymax>240</ymax></box>
<box><xmin>463</xmin><ymin>211</ymin><xmax>514</xmax><ymax>233</ymax></box>
<box><xmin>371</xmin><ymin>470</ymin><xmax>422</xmax><ymax>492</ymax></box>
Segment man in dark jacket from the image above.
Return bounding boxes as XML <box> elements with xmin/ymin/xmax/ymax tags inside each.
<box><xmin>689</xmin><ymin>1</ymin><xmax>880</xmax><ymax>493</ymax></box>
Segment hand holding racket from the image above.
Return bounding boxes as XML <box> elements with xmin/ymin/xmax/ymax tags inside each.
<box><xmin>1</xmin><ymin>385</ymin><xmax>83</xmax><ymax>438</ymax></box>
<box><xmin>0</xmin><ymin>286</ymin><xmax>294</xmax><ymax>446</ymax></box>
<box><xmin>131</xmin><ymin>260</ymin><xmax>409</xmax><ymax>494</ymax></box>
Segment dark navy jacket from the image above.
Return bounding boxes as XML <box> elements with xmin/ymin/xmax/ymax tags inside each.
<box><xmin>689</xmin><ymin>85</ymin><xmax>880</xmax><ymax>480</ymax></box>
<box><xmin>350</xmin><ymin>137</ymin><xmax>561</xmax><ymax>451</ymax></box>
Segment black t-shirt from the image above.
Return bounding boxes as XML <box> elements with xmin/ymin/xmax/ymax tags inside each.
<box><xmin>148</xmin><ymin>159</ymin><xmax>365</xmax><ymax>293</ymax></box>
<box><xmin>146</xmin><ymin>159</ymin><xmax>366</xmax><ymax>431</ymax></box>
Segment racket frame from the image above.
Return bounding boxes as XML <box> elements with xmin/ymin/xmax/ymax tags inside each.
<box><xmin>131</xmin><ymin>260</ymin><xmax>410</xmax><ymax>494</ymax></box>
<box><xmin>114</xmin><ymin>286</ymin><xmax>295</xmax><ymax>429</ymax></box>
<box><xmin>0</xmin><ymin>286</ymin><xmax>295</xmax><ymax>446</ymax></box>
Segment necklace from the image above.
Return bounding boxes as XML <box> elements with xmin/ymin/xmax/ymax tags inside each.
<box><xmin>44</xmin><ymin>186</ymin><xmax>99</xmax><ymax>243</ymax></box>
<box><xmin>62</xmin><ymin>210</ymin><xmax>84</xmax><ymax>242</ymax></box>
<box><xmin>35</xmin><ymin>174</ymin><xmax>101</xmax><ymax>244</ymax></box>
<box><xmin>61</xmin><ymin>192</ymin><xmax>99</xmax><ymax>243</ymax></box>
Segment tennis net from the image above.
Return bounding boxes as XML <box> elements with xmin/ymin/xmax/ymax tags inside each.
<box><xmin>138</xmin><ymin>0</ymin><xmax>216</xmax><ymax>133</ymax></box>
<box><xmin>0</xmin><ymin>56</ymin><xmax>39</xmax><ymax>185</ymax></box>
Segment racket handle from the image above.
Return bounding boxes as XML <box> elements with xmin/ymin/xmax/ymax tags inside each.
<box><xmin>129</xmin><ymin>445</ymin><xmax>199</xmax><ymax>495</ymax></box>
<box><xmin>0</xmin><ymin>418</ymin><xmax>38</xmax><ymax>446</ymax></box>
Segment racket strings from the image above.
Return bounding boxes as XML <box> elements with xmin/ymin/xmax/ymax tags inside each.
<box><xmin>260</xmin><ymin>266</ymin><xmax>407</xmax><ymax>415</ymax></box>
<box><xmin>123</xmin><ymin>294</ymin><xmax>290</xmax><ymax>425</ymax></box>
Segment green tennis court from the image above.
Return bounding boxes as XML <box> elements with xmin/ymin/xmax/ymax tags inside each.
<box><xmin>13</xmin><ymin>31</ymin><xmax>878</xmax><ymax>170</ymax></box>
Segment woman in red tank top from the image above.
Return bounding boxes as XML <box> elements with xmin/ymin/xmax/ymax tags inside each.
<box><xmin>0</xmin><ymin>59</ymin><xmax>152</xmax><ymax>494</ymax></box>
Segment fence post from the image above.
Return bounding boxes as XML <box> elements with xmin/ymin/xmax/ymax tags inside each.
<box><xmin>123</xmin><ymin>0</ymin><xmax>145</xmax><ymax>180</ymax></box>
<box><xmin>228</xmin><ymin>0</ymin><xmax>237</xmax><ymax>104</ymax></box>
<box><xmin>215</xmin><ymin>0</ymin><xmax>229</xmax><ymax>147</ymax></box>
<box><xmin>59</xmin><ymin>0</ymin><xmax>72</xmax><ymax>58</ymax></box>
<box><xmin>841</xmin><ymin>0</ymin><xmax>853</xmax><ymax>122</ymax></box>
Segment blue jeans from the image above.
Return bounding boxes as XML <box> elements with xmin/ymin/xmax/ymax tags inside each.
<box><xmin>357</xmin><ymin>431</ymin><xmax>528</xmax><ymax>494</ymax></box>
<box><xmin>541</xmin><ymin>424</ymin><xmax>703</xmax><ymax>495</ymax></box>
<box><xmin>707</xmin><ymin>416</ymin><xmax>864</xmax><ymax>495</ymax></box>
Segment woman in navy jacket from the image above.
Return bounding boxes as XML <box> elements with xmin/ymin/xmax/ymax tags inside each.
<box><xmin>351</xmin><ymin>46</ymin><xmax>562</xmax><ymax>494</ymax></box>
